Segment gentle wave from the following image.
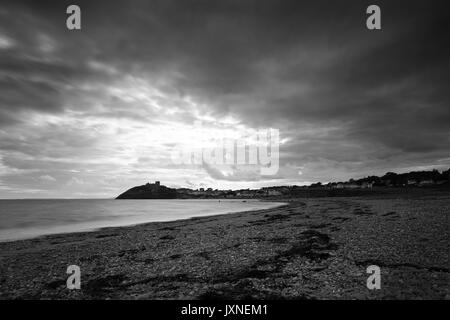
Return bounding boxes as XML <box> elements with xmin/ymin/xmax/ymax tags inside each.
<box><xmin>0</xmin><ymin>199</ymin><xmax>285</xmax><ymax>242</ymax></box>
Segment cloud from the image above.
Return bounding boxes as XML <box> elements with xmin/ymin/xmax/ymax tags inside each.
<box><xmin>39</xmin><ymin>175</ymin><xmax>56</xmax><ymax>182</ymax></box>
<box><xmin>0</xmin><ymin>0</ymin><xmax>449</xmax><ymax>197</ymax></box>
<box><xmin>66</xmin><ymin>177</ymin><xmax>84</xmax><ymax>186</ymax></box>
<box><xmin>202</xmin><ymin>162</ymin><xmax>263</xmax><ymax>182</ymax></box>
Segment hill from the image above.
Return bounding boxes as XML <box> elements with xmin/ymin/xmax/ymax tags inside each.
<box><xmin>116</xmin><ymin>181</ymin><xmax>177</xmax><ymax>199</ymax></box>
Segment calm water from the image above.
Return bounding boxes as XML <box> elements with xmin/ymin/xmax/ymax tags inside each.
<box><xmin>0</xmin><ymin>199</ymin><xmax>285</xmax><ymax>242</ymax></box>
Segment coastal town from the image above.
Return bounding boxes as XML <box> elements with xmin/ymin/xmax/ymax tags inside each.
<box><xmin>116</xmin><ymin>168</ymin><xmax>450</xmax><ymax>199</ymax></box>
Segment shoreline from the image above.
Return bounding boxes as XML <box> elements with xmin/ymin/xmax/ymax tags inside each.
<box><xmin>0</xmin><ymin>201</ymin><xmax>291</xmax><ymax>247</ymax></box>
<box><xmin>0</xmin><ymin>195</ymin><xmax>449</xmax><ymax>299</ymax></box>
<box><xmin>0</xmin><ymin>199</ymin><xmax>288</xmax><ymax>244</ymax></box>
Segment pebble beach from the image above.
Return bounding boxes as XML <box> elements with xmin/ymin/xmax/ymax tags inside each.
<box><xmin>0</xmin><ymin>194</ymin><xmax>449</xmax><ymax>299</ymax></box>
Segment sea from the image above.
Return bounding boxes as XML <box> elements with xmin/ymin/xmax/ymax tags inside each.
<box><xmin>0</xmin><ymin>199</ymin><xmax>285</xmax><ymax>242</ymax></box>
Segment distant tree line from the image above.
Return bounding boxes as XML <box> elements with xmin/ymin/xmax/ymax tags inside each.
<box><xmin>330</xmin><ymin>168</ymin><xmax>450</xmax><ymax>187</ymax></box>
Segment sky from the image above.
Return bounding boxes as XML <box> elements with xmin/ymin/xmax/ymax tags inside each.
<box><xmin>0</xmin><ymin>0</ymin><xmax>449</xmax><ymax>198</ymax></box>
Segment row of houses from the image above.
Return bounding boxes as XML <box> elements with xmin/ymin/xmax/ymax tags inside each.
<box><xmin>331</xmin><ymin>181</ymin><xmax>374</xmax><ymax>189</ymax></box>
<box><xmin>176</xmin><ymin>187</ymin><xmax>287</xmax><ymax>198</ymax></box>
<box><xmin>330</xmin><ymin>179</ymin><xmax>444</xmax><ymax>189</ymax></box>
<box><xmin>173</xmin><ymin>171</ymin><xmax>450</xmax><ymax>198</ymax></box>
<box><xmin>406</xmin><ymin>179</ymin><xmax>441</xmax><ymax>186</ymax></box>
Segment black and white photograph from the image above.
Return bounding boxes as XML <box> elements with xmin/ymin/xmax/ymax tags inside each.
<box><xmin>0</xmin><ymin>0</ymin><xmax>449</xmax><ymax>306</ymax></box>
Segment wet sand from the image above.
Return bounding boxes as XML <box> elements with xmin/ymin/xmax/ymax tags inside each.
<box><xmin>0</xmin><ymin>194</ymin><xmax>449</xmax><ymax>299</ymax></box>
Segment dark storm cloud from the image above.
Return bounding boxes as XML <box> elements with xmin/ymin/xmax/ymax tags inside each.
<box><xmin>0</xmin><ymin>0</ymin><xmax>449</xmax><ymax>195</ymax></box>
